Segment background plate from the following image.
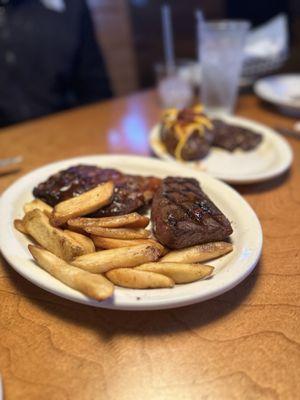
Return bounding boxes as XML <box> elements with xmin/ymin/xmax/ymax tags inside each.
<box><xmin>150</xmin><ymin>115</ymin><xmax>293</xmax><ymax>184</ymax></box>
<box><xmin>0</xmin><ymin>155</ymin><xmax>262</xmax><ymax>310</ymax></box>
<box><xmin>254</xmin><ymin>74</ymin><xmax>300</xmax><ymax>117</ymax></box>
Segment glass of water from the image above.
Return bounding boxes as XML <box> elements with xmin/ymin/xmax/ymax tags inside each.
<box><xmin>199</xmin><ymin>20</ymin><xmax>250</xmax><ymax>116</ymax></box>
<box><xmin>155</xmin><ymin>63</ymin><xmax>194</xmax><ymax>109</ymax></box>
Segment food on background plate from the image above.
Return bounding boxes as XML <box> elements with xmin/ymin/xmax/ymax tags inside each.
<box><xmin>212</xmin><ymin>119</ymin><xmax>263</xmax><ymax>151</ymax></box>
<box><xmin>33</xmin><ymin>165</ymin><xmax>161</xmax><ymax>217</ymax></box>
<box><xmin>161</xmin><ymin>105</ymin><xmax>215</xmax><ymax>161</ymax></box>
<box><xmin>29</xmin><ymin>245</ymin><xmax>114</xmax><ymax>301</ymax></box>
<box><xmin>106</xmin><ymin>268</ymin><xmax>175</xmax><ymax>289</ymax></box>
<box><xmin>159</xmin><ymin>104</ymin><xmax>263</xmax><ymax>161</ymax></box>
<box><xmin>14</xmin><ymin>165</ymin><xmax>234</xmax><ymax>300</ymax></box>
<box><xmin>151</xmin><ymin>177</ymin><xmax>233</xmax><ymax>249</ymax></box>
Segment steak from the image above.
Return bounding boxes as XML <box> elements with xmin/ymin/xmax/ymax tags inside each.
<box><xmin>151</xmin><ymin>177</ymin><xmax>233</xmax><ymax>249</ymax></box>
<box><xmin>211</xmin><ymin>119</ymin><xmax>262</xmax><ymax>151</ymax></box>
<box><xmin>33</xmin><ymin>165</ymin><xmax>161</xmax><ymax>217</ymax></box>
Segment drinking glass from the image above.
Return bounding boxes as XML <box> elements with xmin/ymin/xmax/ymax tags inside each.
<box><xmin>199</xmin><ymin>21</ymin><xmax>250</xmax><ymax>116</ymax></box>
<box><xmin>155</xmin><ymin>63</ymin><xmax>193</xmax><ymax>109</ymax></box>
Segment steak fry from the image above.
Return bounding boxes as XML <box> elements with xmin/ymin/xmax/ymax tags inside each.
<box><xmin>106</xmin><ymin>268</ymin><xmax>174</xmax><ymax>289</ymax></box>
<box><xmin>68</xmin><ymin>213</ymin><xmax>149</xmax><ymax>230</ymax></box>
<box><xmin>91</xmin><ymin>236</ymin><xmax>163</xmax><ymax>250</ymax></box>
<box><xmin>23</xmin><ymin>209</ymin><xmax>87</xmax><ymax>261</ymax></box>
<box><xmin>50</xmin><ymin>182</ymin><xmax>114</xmax><ymax>226</ymax></box>
<box><xmin>72</xmin><ymin>243</ymin><xmax>163</xmax><ymax>273</ymax></box>
<box><xmin>29</xmin><ymin>245</ymin><xmax>114</xmax><ymax>301</ymax></box>
<box><xmin>135</xmin><ymin>262</ymin><xmax>214</xmax><ymax>283</ymax></box>
<box><xmin>84</xmin><ymin>226</ymin><xmax>151</xmax><ymax>239</ymax></box>
<box><xmin>161</xmin><ymin>242</ymin><xmax>233</xmax><ymax>263</ymax></box>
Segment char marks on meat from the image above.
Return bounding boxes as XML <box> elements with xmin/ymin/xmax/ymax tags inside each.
<box><xmin>33</xmin><ymin>165</ymin><xmax>161</xmax><ymax>217</ymax></box>
<box><xmin>151</xmin><ymin>177</ymin><xmax>233</xmax><ymax>249</ymax></box>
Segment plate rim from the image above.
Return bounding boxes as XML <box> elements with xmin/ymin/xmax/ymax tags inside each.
<box><xmin>0</xmin><ymin>154</ymin><xmax>263</xmax><ymax>310</ymax></box>
<box><xmin>150</xmin><ymin>115</ymin><xmax>293</xmax><ymax>184</ymax></box>
<box><xmin>254</xmin><ymin>73</ymin><xmax>300</xmax><ymax>111</ymax></box>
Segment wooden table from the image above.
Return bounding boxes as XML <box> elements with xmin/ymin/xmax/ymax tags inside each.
<box><xmin>0</xmin><ymin>91</ymin><xmax>299</xmax><ymax>400</ymax></box>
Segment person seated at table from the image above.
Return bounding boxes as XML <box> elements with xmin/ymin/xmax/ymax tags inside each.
<box><xmin>0</xmin><ymin>0</ymin><xmax>112</xmax><ymax>127</ymax></box>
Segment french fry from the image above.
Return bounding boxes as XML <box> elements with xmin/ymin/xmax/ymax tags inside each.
<box><xmin>121</xmin><ymin>216</ymin><xmax>150</xmax><ymax>229</ymax></box>
<box><xmin>106</xmin><ymin>268</ymin><xmax>174</xmax><ymax>289</ymax></box>
<box><xmin>92</xmin><ymin>236</ymin><xmax>167</xmax><ymax>256</ymax></box>
<box><xmin>23</xmin><ymin>199</ymin><xmax>53</xmax><ymax>217</ymax></box>
<box><xmin>91</xmin><ymin>235</ymin><xmax>162</xmax><ymax>250</ymax></box>
<box><xmin>161</xmin><ymin>242</ymin><xmax>233</xmax><ymax>263</ymax></box>
<box><xmin>135</xmin><ymin>262</ymin><xmax>214</xmax><ymax>283</ymax></box>
<box><xmin>29</xmin><ymin>245</ymin><xmax>114</xmax><ymax>301</ymax></box>
<box><xmin>68</xmin><ymin>213</ymin><xmax>149</xmax><ymax>230</ymax></box>
<box><xmin>64</xmin><ymin>230</ymin><xmax>95</xmax><ymax>254</ymax></box>
<box><xmin>23</xmin><ymin>209</ymin><xmax>87</xmax><ymax>261</ymax></box>
<box><xmin>72</xmin><ymin>243</ymin><xmax>163</xmax><ymax>273</ymax></box>
<box><xmin>14</xmin><ymin>219</ymin><xmax>28</xmax><ymax>234</ymax></box>
<box><xmin>84</xmin><ymin>226</ymin><xmax>151</xmax><ymax>239</ymax></box>
<box><xmin>50</xmin><ymin>182</ymin><xmax>114</xmax><ymax>226</ymax></box>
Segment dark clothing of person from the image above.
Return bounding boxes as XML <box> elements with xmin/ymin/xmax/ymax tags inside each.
<box><xmin>226</xmin><ymin>0</ymin><xmax>290</xmax><ymax>26</ymax></box>
<box><xmin>0</xmin><ymin>0</ymin><xmax>112</xmax><ymax>127</ymax></box>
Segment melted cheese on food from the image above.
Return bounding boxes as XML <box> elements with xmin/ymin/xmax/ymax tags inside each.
<box><xmin>162</xmin><ymin>105</ymin><xmax>212</xmax><ymax>160</ymax></box>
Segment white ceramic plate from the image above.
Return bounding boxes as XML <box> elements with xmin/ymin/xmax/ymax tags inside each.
<box><xmin>150</xmin><ymin>115</ymin><xmax>292</xmax><ymax>184</ymax></box>
<box><xmin>0</xmin><ymin>155</ymin><xmax>262</xmax><ymax>310</ymax></box>
<box><xmin>254</xmin><ymin>74</ymin><xmax>300</xmax><ymax>116</ymax></box>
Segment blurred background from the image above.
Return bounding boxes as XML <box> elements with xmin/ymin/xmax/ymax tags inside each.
<box><xmin>91</xmin><ymin>0</ymin><xmax>300</xmax><ymax>95</ymax></box>
<box><xmin>1</xmin><ymin>0</ymin><xmax>300</xmax><ymax>127</ymax></box>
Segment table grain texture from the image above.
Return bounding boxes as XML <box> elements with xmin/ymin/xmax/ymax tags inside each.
<box><xmin>0</xmin><ymin>91</ymin><xmax>299</xmax><ymax>400</ymax></box>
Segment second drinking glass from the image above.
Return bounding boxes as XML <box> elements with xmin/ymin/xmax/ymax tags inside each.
<box><xmin>199</xmin><ymin>20</ymin><xmax>250</xmax><ymax>116</ymax></box>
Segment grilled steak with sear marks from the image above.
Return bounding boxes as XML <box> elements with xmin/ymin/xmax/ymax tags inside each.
<box><xmin>151</xmin><ymin>177</ymin><xmax>233</xmax><ymax>249</ymax></box>
<box><xmin>33</xmin><ymin>165</ymin><xmax>161</xmax><ymax>217</ymax></box>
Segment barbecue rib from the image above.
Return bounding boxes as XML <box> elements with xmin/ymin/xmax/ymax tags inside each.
<box><xmin>151</xmin><ymin>177</ymin><xmax>233</xmax><ymax>249</ymax></box>
<box><xmin>33</xmin><ymin>165</ymin><xmax>161</xmax><ymax>217</ymax></box>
